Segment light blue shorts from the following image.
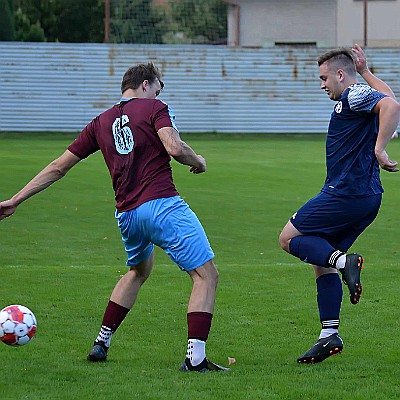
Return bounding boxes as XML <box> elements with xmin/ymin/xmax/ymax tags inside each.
<box><xmin>115</xmin><ymin>196</ymin><xmax>215</xmax><ymax>271</ymax></box>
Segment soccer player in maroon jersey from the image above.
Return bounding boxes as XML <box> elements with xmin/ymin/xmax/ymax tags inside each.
<box><xmin>0</xmin><ymin>62</ymin><xmax>228</xmax><ymax>372</ymax></box>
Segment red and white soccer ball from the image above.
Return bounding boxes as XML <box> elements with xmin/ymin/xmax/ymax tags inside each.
<box><xmin>0</xmin><ymin>305</ymin><xmax>37</xmax><ymax>346</ymax></box>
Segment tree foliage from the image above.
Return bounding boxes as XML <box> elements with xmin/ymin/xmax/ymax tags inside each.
<box><xmin>14</xmin><ymin>7</ymin><xmax>45</xmax><ymax>41</ymax></box>
<box><xmin>159</xmin><ymin>0</ymin><xmax>227</xmax><ymax>44</ymax></box>
<box><xmin>52</xmin><ymin>0</ymin><xmax>104</xmax><ymax>43</ymax></box>
<box><xmin>12</xmin><ymin>0</ymin><xmax>104</xmax><ymax>42</ymax></box>
<box><xmin>0</xmin><ymin>0</ymin><xmax>15</xmax><ymax>40</ymax></box>
<box><xmin>3</xmin><ymin>0</ymin><xmax>227</xmax><ymax>44</ymax></box>
<box><xmin>110</xmin><ymin>0</ymin><xmax>163</xmax><ymax>44</ymax></box>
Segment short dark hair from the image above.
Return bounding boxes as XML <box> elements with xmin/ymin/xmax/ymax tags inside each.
<box><xmin>317</xmin><ymin>48</ymin><xmax>356</xmax><ymax>76</ymax></box>
<box><xmin>121</xmin><ymin>62</ymin><xmax>164</xmax><ymax>93</ymax></box>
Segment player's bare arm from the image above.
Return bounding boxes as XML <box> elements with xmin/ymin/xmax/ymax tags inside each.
<box><xmin>373</xmin><ymin>97</ymin><xmax>400</xmax><ymax>172</ymax></box>
<box><xmin>0</xmin><ymin>150</ymin><xmax>81</xmax><ymax>220</ymax></box>
<box><xmin>352</xmin><ymin>44</ymin><xmax>397</xmax><ymax>99</ymax></box>
<box><xmin>157</xmin><ymin>126</ymin><xmax>206</xmax><ymax>173</ymax></box>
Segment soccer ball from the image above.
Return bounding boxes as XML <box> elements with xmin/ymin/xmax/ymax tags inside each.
<box><xmin>0</xmin><ymin>305</ymin><xmax>37</xmax><ymax>346</ymax></box>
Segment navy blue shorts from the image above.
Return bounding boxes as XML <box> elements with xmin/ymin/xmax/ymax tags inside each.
<box><xmin>290</xmin><ymin>191</ymin><xmax>382</xmax><ymax>251</ymax></box>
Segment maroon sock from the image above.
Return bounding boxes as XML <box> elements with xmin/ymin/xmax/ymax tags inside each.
<box><xmin>187</xmin><ymin>312</ymin><xmax>213</xmax><ymax>341</ymax></box>
<box><xmin>101</xmin><ymin>300</ymin><xmax>130</xmax><ymax>332</ymax></box>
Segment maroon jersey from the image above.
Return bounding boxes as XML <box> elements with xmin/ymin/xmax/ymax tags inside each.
<box><xmin>68</xmin><ymin>98</ymin><xmax>179</xmax><ymax>212</ymax></box>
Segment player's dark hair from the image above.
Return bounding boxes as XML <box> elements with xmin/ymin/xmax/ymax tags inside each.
<box><xmin>121</xmin><ymin>62</ymin><xmax>164</xmax><ymax>93</ymax></box>
<box><xmin>317</xmin><ymin>48</ymin><xmax>356</xmax><ymax>76</ymax></box>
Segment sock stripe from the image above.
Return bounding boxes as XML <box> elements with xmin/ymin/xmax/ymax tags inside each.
<box><xmin>321</xmin><ymin>319</ymin><xmax>340</xmax><ymax>329</ymax></box>
<box><xmin>328</xmin><ymin>250</ymin><xmax>343</xmax><ymax>267</ymax></box>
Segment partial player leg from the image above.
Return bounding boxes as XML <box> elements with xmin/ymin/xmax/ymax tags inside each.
<box><xmin>297</xmin><ymin>268</ymin><xmax>344</xmax><ymax>364</ymax></box>
<box><xmin>88</xmin><ymin>251</ymin><xmax>154</xmax><ymax>362</ymax></box>
<box><xmin>279</xmin><ymin>221</ymin><xmax>364</xmax><ymax>304</ymax></box>
<box><xmin>179</xmin><ymin>260</ymin><xmax>229</xmax><ymax>372</ymax></box>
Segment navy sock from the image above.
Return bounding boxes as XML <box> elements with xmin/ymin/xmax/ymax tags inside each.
<box><xmin>289</xmin><ymin>236</ymin><xmax>341</xmax><ymax>267</ymax></box>
<box><xmin>316</xmin><ymin>273</ymin><xmax>342</xmax><ymax>330</ymax></box>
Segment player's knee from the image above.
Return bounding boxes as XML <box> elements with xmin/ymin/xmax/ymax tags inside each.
<box><xmin>278</xmin><ymin>232</ymin><xmax>290</xmax><ymax>252</ymax></box>
<box><xmin>128</xmin><ymin>264</ymin><xmax>151</xmax><ymax>284</ymax></box>
<box><xmin>200</xmin><ymin>260</ymin><xmax>219</xmax><ymax>287</ymax></box>
<box><xmin>212</xmin><ymin>266</ymin><xmax>219</xmax><ymax>287</ymax></box>
<box><xmin>206</xmin><ymin>261</ymin><xmax>219</xmax><ymax>286</ymax></box>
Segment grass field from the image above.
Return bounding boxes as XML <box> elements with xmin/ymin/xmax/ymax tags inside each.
<box><xmin>1</xmin><ymin>133</ymin><xmax>400</xmax><ymax>399</ymax></box>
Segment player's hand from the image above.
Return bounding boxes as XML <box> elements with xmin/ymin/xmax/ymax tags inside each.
<box><xmin>189</xmin><ymin>155</ymin><xmax>206</xmax><ymax>174</ymax></box>
<box><xmin>0</xmin><ymin>199</ymin><xmax>17</xmax><ymax>220</ymax></box>
<box><xmin>375</xmin><ymin>150</ymin><xmax>399</xmax><ymax>172</ymax></box>
<box><xmin>352</xmin><ymin>43</ymin><xmax>369</xmax><ymax>75</ymax></box>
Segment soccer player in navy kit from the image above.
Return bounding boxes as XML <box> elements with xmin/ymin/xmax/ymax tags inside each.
<box><xmin>0</xmin><ymin>63</ymin><xmax>228</xmax><ymax>372</ymax></box>
<box><xmin>279</xmin><ymin>44</ymin><xmax>400</xmax><ymax>364</ymax></box>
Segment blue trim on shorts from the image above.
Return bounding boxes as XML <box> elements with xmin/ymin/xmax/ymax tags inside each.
<box><xmin>116</xmin><ymin>196</ymin><xmax>214</xmax><ymax>271</ymax></box>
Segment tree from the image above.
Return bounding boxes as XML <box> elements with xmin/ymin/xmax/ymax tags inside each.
<box><xmin>14</xmin><ymin>6</ymin><xmax>46</xmax><ymax>41</ymax></box>
<box><xmin>14</xmin><ymin>0</ymin><xmax>49</xmax><ymax>41</ymax></box>
<box><xmin>52</xmin><ymin>0</ymin><xmax>104</xmax><ymax>43</ymax></box>
<box><xmin>13</xmin><ymin>0</ymin><xmax>104</xmax><ymax>43</ymax></box>
<box><xmin>110</xmin><ymin>0</ymin><xmax>163</xmax><ymax>44</ymax></box>
<box><xmin>9</xmin><ymin>0</ymin><xmax>228</xmax><ymax>44</ymax></box>
<box><xmin>160</xmin><ymin>0</ymin><xmax>227</xmax><ymax>44</ymax></box>
<box><xmin>0</xmin><ymin>0</ymin><xmax>15</xmax><ymax>41</ymax></box>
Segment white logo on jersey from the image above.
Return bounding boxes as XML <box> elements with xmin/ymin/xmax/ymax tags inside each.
<box><xmin>112</xmin><ymin>115</ymin><xmax>134</xmax><ymax>154</ymax></box>
<box><xmin>335</xmin><ymin>101</ymin><xmax>343</xmax><ymax>114</ymax></box>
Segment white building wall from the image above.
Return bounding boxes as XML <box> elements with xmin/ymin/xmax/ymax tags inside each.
<box><xmin>337</xmin><ymin>0</ymin><xmax>400</xmax><ymax>47</ymax></box>
<box><xmin>228</xmin><ymin>0</ymin><xmax>400</xmax><ymax>48</ymax></box>
<box><xmin>237</xmin><ymin>0</ymin><xmax>336</xmax><ymax>47</ymax></box>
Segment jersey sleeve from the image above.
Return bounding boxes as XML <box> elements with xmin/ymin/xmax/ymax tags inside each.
<box><xmin>152</xmin><ymin>100</ymin><xmax>179</xmax><ymax>132</ymax></box>
<box><xmin>68</xmin><ymin>118</ymin><xmax>100</xmax><ymax>159</ymax></box>
<box><xmin>348</xmin><ymin>84</ymin><xmax>387</xmax><ymax>113</ymax></box>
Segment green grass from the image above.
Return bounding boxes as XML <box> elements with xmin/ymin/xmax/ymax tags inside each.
<box><xmin>1</xmin><ymin>134</ymin><xmax>400</xmax><ymax>399</ymax></box>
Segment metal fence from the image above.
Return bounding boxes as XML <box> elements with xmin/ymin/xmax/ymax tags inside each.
<box><xmin>1</xmin><ymin>42</ymin><xmax>399</xmax><ymax>133</ymax></box>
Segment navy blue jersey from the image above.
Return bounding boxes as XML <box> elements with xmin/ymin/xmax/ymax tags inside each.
<box><xmin>321</xmin><ymin>83</ymin><xmax>387</xmax><ymax>197</ymax></box>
